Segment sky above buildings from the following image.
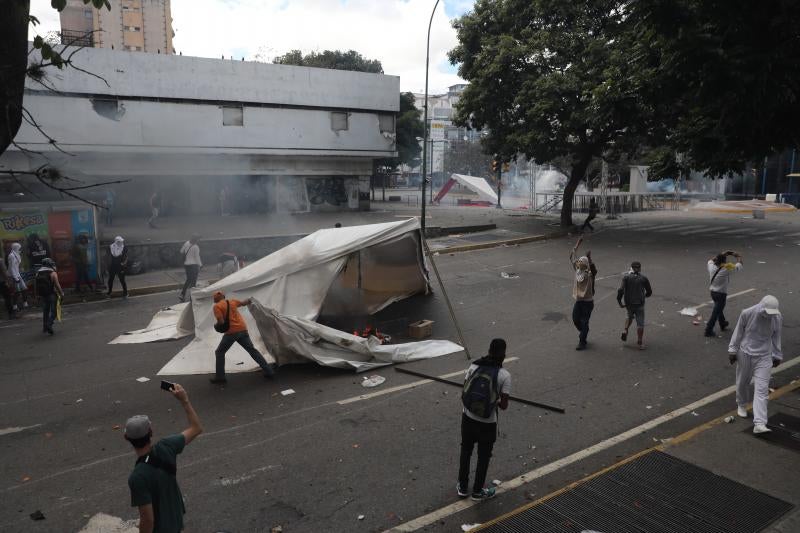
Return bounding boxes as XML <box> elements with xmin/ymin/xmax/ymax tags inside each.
<box><xmin>29</xmin><ymin>0</ymin><xmax>472</xmax><ymax>94</ymax></box>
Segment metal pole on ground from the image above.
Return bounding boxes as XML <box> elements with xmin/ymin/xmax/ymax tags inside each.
<box><xmin>422</xmin><ymin>236</ymin><xmax>471</xmax><ymax>360</ymax></box>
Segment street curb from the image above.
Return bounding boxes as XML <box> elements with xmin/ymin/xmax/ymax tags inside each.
<box><xmin>61</xmin><ymin>279</ymin><xmax>219</xmax><ymax>306</ymax></box>
<box><xmin>429</xmin><ymin>230</ymin><xmax>568</xmax><ymax>254</ymax></box>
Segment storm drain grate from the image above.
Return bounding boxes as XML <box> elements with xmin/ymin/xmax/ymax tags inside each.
<box><xmin>479</xmin><ymin>450</ymin><xmax>792</xmax><ymax>533</ymax></box>
<box><xmin>742</xmin><ymin>412</ymin><xmax>800</xmax><ymax>453</ymax></box>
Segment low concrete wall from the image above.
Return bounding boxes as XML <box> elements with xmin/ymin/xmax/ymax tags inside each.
<box><xmin>101</xmin><ymin>223</ymin><xmax>497</xmax><ymax>272</ymax></box>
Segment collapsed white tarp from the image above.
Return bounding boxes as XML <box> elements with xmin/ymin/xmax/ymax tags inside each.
<box><xmin>451</xmin><ymin>174</ymin><xmax>498</xmax><ymax>203</ymax></box>
<box><xmin>110</xmin><ymin>303</ymin><xmax>192</xmax><ymax>344</ymax></box>
<box><xmin>111</xmin><ymin>219</ymin><xmax>463</xmax><ymax>374</ymax></box>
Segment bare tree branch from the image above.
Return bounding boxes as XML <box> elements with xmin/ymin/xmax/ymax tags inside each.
<box><xmin>20</xmin><ymin>106</ymin><xmax>75</xmax><ymax>155</ymax></box>
<box><xmin>0</xmin><ymin>167</ymin><xmax>129</xmax><ymax>209</ymax></box>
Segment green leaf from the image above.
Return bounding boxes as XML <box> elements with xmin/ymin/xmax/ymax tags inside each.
<box><xmin>104</xmin><ymin>0</ymin><xmax>111</xmax><ymax>10</ymax></box>
<box><xmin>33</xmin><ymin>36</ymin><xmax>44</xmax><ymax>49</ymax></box>
<box><xmin>52</xmin><ymin>52</ymin><xmax>65</xmax><ymax>69</ymax></box>
<box><xmin>51</xmin><ymin>0</ymin><xmax>67</xmax><ymax>11</ymax></box>
<box><xmin>41</xmin><ymin>43</ymin><xmax>52</xmax><ymax>60</ymax></box>
<box><xmin>92</xmin><ymin>0</ymin><xmax>104</xmax><ymax>9</ymax></box>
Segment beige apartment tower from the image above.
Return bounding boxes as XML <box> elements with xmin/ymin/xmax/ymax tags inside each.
<box><xmin>59</xmin><ymin>0</ymin><xmax>174</xmax><ymax>54</ymax></box>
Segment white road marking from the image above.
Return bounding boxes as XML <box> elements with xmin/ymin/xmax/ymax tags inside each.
<box><xmin>386</xmin><ymin>354</ymin><xmax>800</xmax><ymax>532</ymax></box>
<box><xmin>786</xmin><ymin>231</ymin><xmax>800</xmax><ymax>237</ymax></box>
<box><xmin>712</xmin><ymin>228</ymin><xmax>750</xmax><ymax>235</ymax></box>
<box><xmin>695</xmin><ymin>288</ymin><xmax>756</xmax><ymax>310</ymax></box>
<box><xmin>0</xmin><ymin>424</ymin><xmax>42</xmax><ymax>436</ymax></box>
<box><xmin>337</xmin><ymin>358</ymin><xmax>520</xmax><ymax>405</ymax></box>
<box><xmin>678</xmin><ymin>228</ymin><xmax>714</xmax><ymax>236</ymax></box>
<box><xmin>77</xmin><ymin>513</ymin><xmax>137</xmax><ymax>533</ymax></box>
<box><xmin>633</xmin><ymin>223</ymin><xmax>686</xmax><ymax>232</ymax></box>
<box><xmin>217</xmin><ymin>464</ymin><xmax>281</xmax><ymax>487</ymax></box>
<box><xmin>648</xmin><ymin>224</ymin><xmax>707</xmax><ymax>233</ymax></box>
<box><xmin>755</xmin><ymin>230</ymin><xmax>779</xmax><ymax>236</ymax></box>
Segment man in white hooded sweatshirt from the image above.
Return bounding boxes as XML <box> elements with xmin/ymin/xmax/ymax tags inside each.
<box><xmin>728</xmin><ymin>295</ymin><xmax>782</xmax><ymax>434</ymax></box>
<box><xmin>7</xmin><ymin>242</ymin><xmax>29</xmax><ymax>310</ymax></box>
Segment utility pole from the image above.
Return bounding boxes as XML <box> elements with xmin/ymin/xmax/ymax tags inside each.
<box><xmin>496</xmin><ymin>158</ymin><xmax>502</xmax><ymax>208</ymax></box>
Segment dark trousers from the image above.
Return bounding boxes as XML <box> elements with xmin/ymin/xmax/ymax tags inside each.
<box><xmin>107</xmin><ymin>266</ymin><xmax>127</xmax><ymax>296</ymax></box>
<box><xmin>180</xmin><ymin>265</ymin><xmax>200</xmax><ymax>298</ymax></box>
<box><xmin>75</xmin><ymin>265</ymin><xmax>92</xmax><ymax>292</ymax></box>
<box><xmin>706</xmin><ymin>291</ymin><xmax>728</xmax><ymax>333</ymax></box>
<box><xmin>42</xmin><ymin>293</ymin><xmax>56</xmax><ymax>331</ymax></box>
<box><xmin>572</xmin><ymin>300</ymin><xmax>594</xmax><ymax>344</ymax></box>
<box><xmin>215</xmin><ymin>331</ymin><xmax>274</xmax><ymax>378</ymax></box>
<box><xmin>458</xmin><ymin>413</ymin><xmax>497</xmax><ymax>494</ymax></box>
<box><xmin>581</xmin><ymin>213</ymin><xmax>596</xmax><ymax>231</ymax></box>
<box><xmin>0</xmin><ymin>281</ymin><xmax>14</xmax><ymax>317</ymax></box>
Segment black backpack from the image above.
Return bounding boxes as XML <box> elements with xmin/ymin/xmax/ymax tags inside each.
<box><xmin>35</xmin><ymin>269</ymin><xmax>54</xmax><ymax>296</ymax></box>
<box><xmin>462</xmin><ymin>363</ymin><xmax>501</xmax><ymax>418</ymax></box>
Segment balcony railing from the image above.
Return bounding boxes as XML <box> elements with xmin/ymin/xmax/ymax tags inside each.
<box><xmin>59</xmin><ymin>29</ymin><xmax>94</xmax><ymax>48</ymax></box>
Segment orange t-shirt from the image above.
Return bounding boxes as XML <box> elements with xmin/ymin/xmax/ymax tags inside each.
<box><xmin>213</xmin><ymin>299</ymin><xmax>248</xmax><ymax>334</ymax></box>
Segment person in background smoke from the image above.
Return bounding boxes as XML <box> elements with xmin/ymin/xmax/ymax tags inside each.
<box><xmin>219</xmin><ymin>186</ymin><xmax>229</xmax><ymax>216</ymax></box>
<box><xmin>7</xmin><ymin>242</ymin><xmax>29</xmax><ymax>311</ymax></box>
<box><xmin>218</xmin><ymin>251</ymin><xmax>240</xmax><ymax>279</ymax></box>
<box><xmin>71</xmin><ymin>233</ymin><xmax>94</xmax><ymax>295</ymax></box>
<box><xmin>107</xmin><ymin>236</ymin><xmax>129</xmax><ymax>299</ymax></box>
<box><xmin>179</xmin><ymin>235</ymin><xmax>202</xmax><ymax>302</ymax></box>
<box><xmin>0</xmin><ymin>255</ymin><xmax>17</xmax><ymax>319</ymax></box>
<box><xmin>148</xmin><ymin>191</ymin><xmax>160</xmax><ymax>228</ymax></box>
<box><xmin>581</xmin><ymin>198</ymin><xmax>598</xmax><ymax>232</ymax></box>
<box><xmin>27</xmin><ymin>233</ymin><xmax>50</xmax><ymax>270</ymax></box>
<box><xmin>104</xmin><ymin>188</ymin><xmax>115</xmax><ymax>226</ymax></box>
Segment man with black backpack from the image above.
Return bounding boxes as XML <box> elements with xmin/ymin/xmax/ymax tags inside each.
<box><xmin>125</xmin><ymin>383</ymin><xmax>203</xmax><ymax>533</ymax></box>
<box><xmin>458</xmin><ymin>338</ymin><xmax>511</xmax><ymax>502</ymax></box>
<box><xmin>210</xmin><ymin>291</ymin><xmax>276</xmax><ymax>384</ymax></box>
<box><xmin>34</xmin><ymin>258</ymin><xmax>64</xmax><ymax>335</ymax></box>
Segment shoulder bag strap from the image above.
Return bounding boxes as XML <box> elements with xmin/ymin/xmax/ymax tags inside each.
<box><xmin>710</xmin><ymin>266</ymin><xmax>722</xmax><ymax>288</ymax></box>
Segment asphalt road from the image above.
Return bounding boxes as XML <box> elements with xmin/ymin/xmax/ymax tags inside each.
<box><xmin>1</xmin><ymin>213</ymin><xmax>798</xmax><ymax>532</ymax></box>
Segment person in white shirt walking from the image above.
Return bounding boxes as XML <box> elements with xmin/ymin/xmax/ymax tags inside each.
<box><xmin>179</xmin><ymin>235</ymin><xmax>202</xmax><ymax>302</ymax></box>
<box><xmin>7</xmin><ymin>242</ymin><xmax>29</xmax><ymax>311</ymax></box>
<box><xmin>728</xmin><ymin>295</ymin><xmax>782</xmax><ymax>434</ymax></box>
<box><xmin>705</xmin><ymin>250</ymin><xmax>743</xmax><ymax>337</ymax></box>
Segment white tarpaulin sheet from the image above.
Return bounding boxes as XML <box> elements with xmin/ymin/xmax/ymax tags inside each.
<box><xmin>110</xmin><ymin>303</ymin><xmax>192</xmax><ymax>344</ymax></box>
<box><xmin>451</xmin><ymin>174</ymin><xmax>498</xmax><ymax>203</ymax></box>
<box><xmin>110</xmin><ymin>219</ymin><xmax>463</xmax><ymax>374</ymax></box>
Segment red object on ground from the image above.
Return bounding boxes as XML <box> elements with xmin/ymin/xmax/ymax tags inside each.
<box><xmin>433</xmin><ymin>178</ymin><xmax>457</xmax><ymax>204</ymax></box>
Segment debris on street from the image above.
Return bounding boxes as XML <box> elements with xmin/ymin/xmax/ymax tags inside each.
<box><xmin>361</xmin><ymin>375</ymin><xmax>386</xmax><ymax>388</ymax></box>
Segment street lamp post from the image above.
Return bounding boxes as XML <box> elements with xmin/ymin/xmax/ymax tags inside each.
<box><xmin>420</xmin><ymin>0</ymin><xmax>441</xmax><ymax>234</ymax></box>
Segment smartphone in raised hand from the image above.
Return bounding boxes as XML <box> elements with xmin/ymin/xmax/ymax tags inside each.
<box><xmin>160</xmin><ymin>380</ymin><xmax>176</xmax><ymax>391</ymax></box>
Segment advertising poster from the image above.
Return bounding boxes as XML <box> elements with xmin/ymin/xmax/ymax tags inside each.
<box><xmin>0</xmin><ymin>205</ymin><xmax>99</xmax><ymax>288</ymax></box>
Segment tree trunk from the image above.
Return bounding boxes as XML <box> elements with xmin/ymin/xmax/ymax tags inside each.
<box><xmin>0</xmin><ymin>0</ymin><xmax>30</xmax><ymax>156</ymax></box>
<box><xmin>560</xmin><ymin>155</ymin><xmax>591</xmax><ymax>227</ymax></box>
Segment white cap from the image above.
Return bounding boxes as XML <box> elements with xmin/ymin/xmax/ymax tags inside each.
<box><xmin>760</xmin><ymin>295</ymin><xmax>780</xmax><ymax>315</ymax></box>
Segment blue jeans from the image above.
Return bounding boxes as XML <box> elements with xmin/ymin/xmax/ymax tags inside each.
<box><xmin>706</xmin><ymin>291</ymin><xmax>728</xmax><ymax>333</ymax></box>
<box><xmin>572</xmin><ymin>300</ymin><xmax>594</xmax><ymax>344</ymax></box>
<box><xmin>42</xmin><ymin>294</ymin><xmax>56</xmax><ymax>331</ymax></box>
<box><xmin>215</xmin><ymin>331</ymin><xmax>274</xmax><ymax>379</ymax></box>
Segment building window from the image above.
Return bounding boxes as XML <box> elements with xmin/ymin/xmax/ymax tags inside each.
<box><xmin>124</xmin><ymin>45</ymin><xmax>142</xmax><ymax>51</ymax></box>
<box><xmin>222</xmin><ymin>105</ymin><xmax>244</xmax><ymax>126</ymax></box>
<box><xmin>378</xmin><ymin>114</ymin><xmax>395</xmax><ymax>134</ymax></box>
<box><xmin>83</xmin><ymin>9</ymin><xmax>93</xmax><ymax>18</ymax></box>
<box><xmin>331</xmin><ymin>112</ymin><xmax>349</xmax><ymax>132</ymax></box>
<box><xmin>124</xmin><ymin>26</ymin><xmax>141</xmax><ymax>32</ymax></box>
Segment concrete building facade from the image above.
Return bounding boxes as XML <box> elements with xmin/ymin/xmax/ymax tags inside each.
<box><xmin>59</xmin><ymin>0</ymin><xmax>174</xmax><ymax>54</ymax></box>
<box><xmin>1</xmin><ymin>45</ymin><xmax>399</xmax><ymax>214</ymax></box>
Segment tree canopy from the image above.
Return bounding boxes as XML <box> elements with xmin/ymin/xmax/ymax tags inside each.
<box><xmin>450</xmin><ymin>0</ymin><xmax>649</xmax><ymax>226</ymax></box>
<box><xmin>629</xmin><ymin>0</ymin><xmax>800</xmax><ymax>179</ymax></box>
<box><xmin>273</xmin><ymin>49</ymin><xmax>384</xmax><ymax>74</ymax></box>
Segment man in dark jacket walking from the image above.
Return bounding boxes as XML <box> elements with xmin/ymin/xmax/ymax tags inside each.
<box><xmin>617</xmin><ymin>261</ymin><xmax>653</xmax><ymax>349</ymax></box>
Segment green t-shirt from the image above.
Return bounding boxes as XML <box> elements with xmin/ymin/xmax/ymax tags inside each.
<box><xmin>128</xmin><ymin>434</ymin><xmax>186</xmax><ymax>533</ymax></box>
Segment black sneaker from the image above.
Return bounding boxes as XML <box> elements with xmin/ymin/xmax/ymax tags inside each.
<box><xmin>457</xmin><ymin>483</ymin><xmax>469</xmax><ymax>498</ymax></box>
<box><xmin>209</xmin><ymin>377</ymin><xmax>227</xmax><ymax>385</ymax></box>
<box><xmin>720</xmin><ymin>321</ymin><xmax>729</xmax><ymax>331</ymax></box>
<box><xmin>576</xmin><ymin>342</ymin><xmax>587</xmax><ymax>351</ymax></box>
<box><xmin>704</xmin><ymin>331</ymin><xmax>716</xmax><ymax>338</ymax></box>
<box><xmin>471</xmin><ymin>487</ymin><xmax>496</xmax><ymax>501</ymax></box>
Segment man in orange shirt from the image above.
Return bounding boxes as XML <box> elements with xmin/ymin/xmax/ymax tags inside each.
<box><xmin>211</xmin><ymin>291</ymin><xmax>276</xmax><ymax>384</ymax></box>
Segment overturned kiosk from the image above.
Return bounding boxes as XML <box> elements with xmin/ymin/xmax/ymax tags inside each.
<box><xmin>111</xmin><ymin>219</ymin><xmax>463</xmax><ymax>374</ymax></box>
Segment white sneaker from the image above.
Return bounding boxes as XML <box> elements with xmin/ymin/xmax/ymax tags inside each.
<box><xmin>737</xmin><ymin>406</ymin><xmax>748</xmax><ymax>418</ymax></box>
<box><xmin>753</xmin><ymin>424</ymin><xmax>772</xmax><ymax>434</ymax></box>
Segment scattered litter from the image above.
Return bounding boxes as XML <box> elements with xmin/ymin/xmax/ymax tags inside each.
<box><xmin>500</xmin><ymin>271</ymin><xmax>519</xmax><ymax>279</ymax></box>
<box><xmin>769</xmin><ymin>387</ymin><xmax>776</xmax><ymax>393</ymax></box>
<box><xmin>357</xmin><ymin>515</ymin><xmax>365</xmax><ymax>521</ymax></box>
<box><xmin>235</xmin><ymin>361</ymin><xmax>244</xmax><ymax>365</ymax></box>
<box><xmin>280</xmin><ymin>389</ymin><xmax>295</xmax><ymax>396</ymax></box>
<box><xmin>135</xmin><ymin>377</ymin><xmax>150</xmax><ymax>383</ymax></box>
<box><xmin>352</xmin><ymin>444</ymin><xmax>360</xmax><ymax>448</ymax></box>
<box><xmin>633</xmin><ymin>382</ymin><xmax>640</xmax><ymax>388</ymax></box>
<box><xmin>757</xmin><ymin>261</ymin><xmax>766</xmax><ymax>264</ymax></box>
<box><xmin>461</xmin><ymin>524</ymin><xmax>481</xmax><ymax>532</ymax></box>
<box><xmin>75</xmin><ymin>398</ymin><xmax>83</xmax><ymax>403</ymax></box>
<box><xmin>492</xmin><ymin>479</ymin><xmax>502</xmax><ymax>486</ymax></box>
<box><xmin>271</xmin><ymin>526</ymin><xmax>283</xmax><ymax>533</ymax></box>
<box><xmin>361</xmin><ymin>375</ymin><xmax>386</xmax><ymax>388</ymax></box>
<box><xmin>679</xmin><ymin>307</ymin><xmax>698</xmax><ymax>316</ymax></box>
<box><xmin>112</xmin><ymin>425</ymin><xmax>121</xmax><ymax>430</ymax></box>
<box><xmin>692</xmin><ymin>321</ymin><xmax>701</xmax><ymax>326</ymax></box>
<box><xmin>646</xmin><ymin>405</ymin><xmax>652</xmax><ymax>409</ymax></box>
<box><xmin>29</xmin><ymin>510</ymin><xmax>45</xmax><ymax>521</ymax></box>
<box><xmin>690</xmin><ymin>411</ymin><xmax>699</xmax><ymax>416</ymax></box>
<box><xmin>724</xmin><ymin>416</ymin><xmax>735</xmax><ymax>423</ymax></box>
<box><xmin>22</xmin><ymin>476</ymin><xmax>31</xmax><ymax>482</ymax></box>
